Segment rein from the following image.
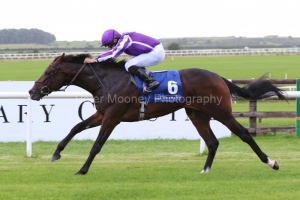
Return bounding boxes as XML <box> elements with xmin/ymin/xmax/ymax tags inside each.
<box><xmin>60</xmin><ymin>63</ymin><xmax>87</xmax><ymax>91</ymax></box>
<box><xmin>88</xmin><ymin>63</ymin><xmax>106</xmax><ymax>90</ymax></box>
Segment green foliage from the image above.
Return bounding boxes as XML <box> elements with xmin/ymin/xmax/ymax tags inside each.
<box><xmin>160</xmin><ymin>36</ymin><xmax>300</xmax><ymax>49</ymax></box>
<box><xmin>0</xmin><ymin>28</ymin><xmax>56</xmax><ymax>44</ymax></box>
<box><xmin>32</xmin><ymin>48</ymin><xmax>39</xmax><ymax>53</ymax></box>
<box><xmin>0</xmin><ymin>137</ymin><xmax>299</xmax><ymax>200</ymax></box>
<box><xmin>167</xmin><ymin>42</ymin><xmax>180</xmax><ymax>50</ymax></box>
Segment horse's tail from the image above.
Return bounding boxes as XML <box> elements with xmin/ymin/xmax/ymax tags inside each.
<box><xmin>221</xmin><ymin>74</ymin><xmax>286</xmax><ymax>101</ymax></box>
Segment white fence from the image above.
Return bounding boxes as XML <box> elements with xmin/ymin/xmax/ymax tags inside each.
<box><xmin>1</xmin><ymin>48</ymin><xmax>300</xmax><ymax>60</ymax></box>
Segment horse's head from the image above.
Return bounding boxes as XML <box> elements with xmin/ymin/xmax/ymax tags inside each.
<box><xmin>29</xmin><ymin>53</ymin><xmax>127</xmax><ymax>100</ymax></box>
<box><xmin>29</xmin><ymin>53</ymin><xmax>71</xmax><ymax>100</ymax></box>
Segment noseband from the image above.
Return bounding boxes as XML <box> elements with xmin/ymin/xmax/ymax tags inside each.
<box><xmin>34</xmin><ymin>64</ymin><xmax>61</xmax><ymax>95</ymax></box>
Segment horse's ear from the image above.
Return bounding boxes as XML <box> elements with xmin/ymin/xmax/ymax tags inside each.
<box><xmin>57</xmin><ymin>53</ymin><xmax>65</xmax><ymax>63</ymax></box>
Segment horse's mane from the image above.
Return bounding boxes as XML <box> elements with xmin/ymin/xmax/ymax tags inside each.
<box><xmin>99</xmin><ymin>58</ymin><xmax>127</xmax><ymax>68</ymax></box>
<box><xmin>63</xmin><ymin>53</ymin><xmax>91</xmax><ymax>63</ymax></box>
<box><xmin>54</xmin><ymin>53</ymin><xmax>126</xmax><ymax>68</ymax></box>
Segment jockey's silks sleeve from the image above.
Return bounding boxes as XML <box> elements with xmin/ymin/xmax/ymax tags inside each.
<box><xmin>95</xmin><ymin>32</ymin><xmax>161</xmax><ymax>62</ymax></box>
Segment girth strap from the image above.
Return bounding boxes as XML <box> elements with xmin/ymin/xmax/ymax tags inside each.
<box><xmin>139</xmin><ymin>101</ymin><xmax>146</xmax><ymax>121</ymax></box>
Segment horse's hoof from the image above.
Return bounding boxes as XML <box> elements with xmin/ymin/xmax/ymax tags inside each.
<box><xmin>267</xmin><ymin>157</ymin><xmax>279</xmax><ymax>170</ymax></box>
<box><xmin>200</xmin><ymin>167</ymin><xmax>210</xmax><ymax>173</ymax></box>
<box><xmin>273</xmin><ymin>160</ymin><xmax>279</xmax><ymax>170</ymax></box>
<box><xmin>75</xmin><ymin>170</ymin><xmax>87</xmax><ymax>175</ymax></box>
<box><xmin>51</xmin><ymin>154</ymin><xmax>61</xmax><ymax>162</ymax></box>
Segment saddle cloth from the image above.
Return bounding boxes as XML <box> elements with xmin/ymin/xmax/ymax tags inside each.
<box><xmin>133</xmin><ymin>70</ymin><xmax>184</xmax><ymax>104</ymax></box>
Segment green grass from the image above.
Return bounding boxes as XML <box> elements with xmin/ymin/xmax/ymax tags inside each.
<box><xmin>0</xmin><ymin>137</ymin><xmax>300</xmax><ymax>200</ymax></box>
<box><xmin>152</xmin><ymin>55</ymin><xmax>300</xmax><ymax>79</ymax></box>
<box><xmin>0</xmin><ymin>60</ymin><xmax>50</xmax><ymax>81</ymax></box>
<box><xmin>0</xmin><ymin>55</ymin><xmax>300</xmax><ymax>80</ymax></box>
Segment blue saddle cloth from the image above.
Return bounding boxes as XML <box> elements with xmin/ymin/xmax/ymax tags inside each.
<box><xmin>134</xmin><ymin>70</ymin><xmax>184</xmax><ymax>104</ymax></box>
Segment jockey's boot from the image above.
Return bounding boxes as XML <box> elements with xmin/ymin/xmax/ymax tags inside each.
<box><xmin>135</xmin><ymin>68</ymin><xmax>160</xmax><ymax>95</ymax></box>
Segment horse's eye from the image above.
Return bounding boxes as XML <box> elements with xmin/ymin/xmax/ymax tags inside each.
<box><xmin>45</xmin><ymin>71</ymin><xmax>50</xmax><ymax>76</ymax></box>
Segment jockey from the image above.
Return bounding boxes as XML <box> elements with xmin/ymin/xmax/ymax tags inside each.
<box><xmin>84</xmin><ymin>29</ymin><xmax>165</xmax><ymax>95</ymax></box>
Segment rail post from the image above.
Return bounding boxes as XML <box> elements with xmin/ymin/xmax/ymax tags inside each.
<box><xmin>26</xmin><ymin>97</ymin><xmax>32</xmax><ymax>157</ymax></box>
<box><xmin>249</xmin><ymin>100</ymin><xmax>257</xmax><ymax>136</ymax></box>
<box><xmin>297</xmin><ymin>79</ymin><xmax>300</xmax><ymax>136</ymax></box>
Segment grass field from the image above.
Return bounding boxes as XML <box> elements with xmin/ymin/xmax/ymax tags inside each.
<box><xmin>0</xmin><ymin>55</ymin><xmax>300</xmax><ymax>80</ymax></box>
<box><xmin>1</xmin><ymin>137</ymin><xmax>300</xmax><ymax>200</ymax></box>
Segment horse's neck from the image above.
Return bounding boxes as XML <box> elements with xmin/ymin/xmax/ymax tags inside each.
<box><xmin>72</xmin><ymin>64</ymin><xmax>129</xmax><ymax>95</ymax></box>
<box><xmin>101</xmin><ymin>66</ymin><xmax>130</xmax><ymax>89</ymax></box>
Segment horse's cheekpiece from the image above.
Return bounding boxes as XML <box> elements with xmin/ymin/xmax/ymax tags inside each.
<box><xmin>133</xmin><ymin>70</ymin><xmax>184</xmax><ymax>103</ymax></box>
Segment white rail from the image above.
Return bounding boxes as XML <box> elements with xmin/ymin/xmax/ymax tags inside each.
<box><xmin>1</xmin><ymin>91</ymin><xmax>298</xmax><ymax>99</ymax></box>
<box><xmin>0</xmin><ymin>91</ymin><xmax>91</xmax><ymax>99</ymax></box>
<box><xmin>1</xmin><ymin>48</ymin><xmax>300</xmax><ymax>60</ymax></box>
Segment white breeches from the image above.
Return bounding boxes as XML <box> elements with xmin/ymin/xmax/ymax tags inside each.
<box><xmin>124</xmin><ymin>44</ymin><xmax>165</xmax><ymax>71</ymax></box>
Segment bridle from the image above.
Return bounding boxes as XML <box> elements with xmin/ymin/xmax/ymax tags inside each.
<box><xmin>35</xmin><ymin>62</ymin><xmax>105</xmax><ymax>96</ymax></box>
<box><xmin>35</xmin><ymin>63</ymin><xmax>86</xmax><ymax>95</ymax></box>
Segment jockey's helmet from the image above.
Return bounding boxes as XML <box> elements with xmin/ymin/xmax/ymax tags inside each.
<box><xmin>101</xmin><ymin>29</ymin><xmax>121</xmax><ymax>47</ymax></box>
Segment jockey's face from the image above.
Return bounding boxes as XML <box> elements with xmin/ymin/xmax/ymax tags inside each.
<box><xmin>106</xmin><ymin>39</ymin><xmax>118</xmax><ymax>50</ymax></box>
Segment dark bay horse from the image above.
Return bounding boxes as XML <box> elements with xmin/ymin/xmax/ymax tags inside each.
<box><xmin>29</xmin><ymin>53</ymin><xmax>286</xmax><ymax>175</ymax></box>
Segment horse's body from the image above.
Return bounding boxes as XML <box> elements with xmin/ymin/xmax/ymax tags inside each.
<box><xmin>29</xmin><ymin>53</ymin><xmax>286</xmax><ymax>175</ymax></box>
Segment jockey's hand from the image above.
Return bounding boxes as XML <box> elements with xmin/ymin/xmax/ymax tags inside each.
<box><xmin>84</xmin><ymin>58</ymin><xmax>96</xmax><ymax>63</ymax></box>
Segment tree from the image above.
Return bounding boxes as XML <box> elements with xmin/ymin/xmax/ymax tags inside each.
<box><xmin>167</xmin><ymin>42</ymin><xmax>180</xmax><ymax>50</ymax></box>
<box><xmin>0</xmin><ymin>28</ymin><xmax>56</xmax><ymax>44</ymax></box>
<box><xmin>33</xmin><ymin>48</ymin><xmax>39</xmax><ymax>53</ymax></box>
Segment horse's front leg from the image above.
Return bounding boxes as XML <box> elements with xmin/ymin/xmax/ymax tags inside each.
<box><xmin>75</xmin><ymin>117</ymin><xmax>120</xmax><ymax>175</ymax></box>
<box><xmin>52</xmin><ymin>112</ymin><xmax>103</xmax><ymax>162</ymax></box>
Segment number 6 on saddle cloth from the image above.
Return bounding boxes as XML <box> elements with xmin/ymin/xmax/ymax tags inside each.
<box><xmin>133</xmin><ymin>69</ymin><xmax>184</xmax><ymax>104</ymax></box>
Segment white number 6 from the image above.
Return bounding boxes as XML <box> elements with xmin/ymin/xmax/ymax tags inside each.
<box><xmin>168</xmin><ymin>81</ymin><xmax>178</xmax><ymax>94</ymax></box>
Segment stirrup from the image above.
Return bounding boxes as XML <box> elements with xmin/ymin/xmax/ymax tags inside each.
<box><xmin>143</xmin><ymin>81</ymin><xmax>159</xmax><ymax>95</ymax></box>
<box><xmin>148</xmin><ymin>81</ymin><xmax>159</xmax><ymax>90</ymax></box>
<box><xmin>143</xmin><ymin>86</ymin><xmax>152</xmax><ymax>95</ymax></box>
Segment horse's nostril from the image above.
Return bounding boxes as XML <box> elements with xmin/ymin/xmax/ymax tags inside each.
<box><xmin>29</xmin><ymin>90</ymin><xmax>33</xmax><ymax>95</ymax></box>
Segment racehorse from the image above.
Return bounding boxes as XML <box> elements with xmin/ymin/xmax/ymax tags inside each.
<box><xmin>29</xmin><ymin>53</ymin><xmax>286</xmax><ymax>175</ymax></box>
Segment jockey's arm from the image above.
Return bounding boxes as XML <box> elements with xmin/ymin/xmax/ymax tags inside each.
<box><xmin>83</xmin><ymin>35</ymin><xmax>130</xmax><ymax>64</ymax></box>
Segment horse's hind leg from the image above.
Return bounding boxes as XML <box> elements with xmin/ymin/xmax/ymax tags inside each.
<box><xmin>219</xmin><ymin>115</ymin><xmax>279</xmax><ymax>170</ymax></box>
<box><xmin>185</xmin><ymin>108</ymin><xmax>219</xmax><ymax>173</ymax></box>
<box><xmin>52</xmin><ymin>112</ymin><xmax>103</xmax><ymax>162</ymax></box>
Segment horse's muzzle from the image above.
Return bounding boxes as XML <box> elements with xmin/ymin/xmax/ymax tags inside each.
<box><xmin>28</xmin><ymin>89</ymin><xmax>42</xmax><ymax>101</ymax></box>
